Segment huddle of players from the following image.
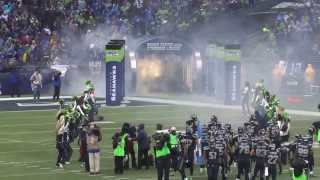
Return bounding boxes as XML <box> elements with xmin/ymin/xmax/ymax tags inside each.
<box><xmin>197</xmin><ymin>115</ymin><xmax>314</xmax><ymax>180</ymax></box>
<box><xmin>55</xmin><ymin>80</ymin><xmax>98</xmax><ymax>168</ymax></box>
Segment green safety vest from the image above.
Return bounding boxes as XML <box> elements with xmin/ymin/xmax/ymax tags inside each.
<box><xmin>317</xmin><ymin>130</ymin><xmax>320</xmax><ymax>143</ymax></box>
<box><xmin>292</xmin><ymin>172</ymin><xmax>307</xmax><ymax>180</ymax></box>
<box><xmin>170</xmin><ymin>134</ymin><xmax>178</xmax><ymax>147</ymax></box>
<box><xmin>156</xmin><ymin>142</ymin><xmax>170</xmax><ymax>158</ymax></box>
<box><xmin>114</xmin><ymin>134</ymin><xmax>128</xmax><ymax>157</ymax></box>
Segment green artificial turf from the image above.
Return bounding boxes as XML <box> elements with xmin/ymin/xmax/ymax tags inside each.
<box><xmin>0</xmin><ymin>106</ymin><xmax>319</xmax><ymax>180</ymax></box>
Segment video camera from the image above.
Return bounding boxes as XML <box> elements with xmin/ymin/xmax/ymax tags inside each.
<box><xmin>152</xmin><ymin>132</ymin><xmax>170</xmax><ymax>150</ymax></box>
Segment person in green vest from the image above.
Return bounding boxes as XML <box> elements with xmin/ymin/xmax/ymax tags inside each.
<box><xmin>154</xmin><ymin>132</ymin><xmax>170</xmax><ymax>180</ymax></box>
<box><xmin>113</xmin><ymin>129</ymin><xmax>128</xmax><ymax>175</ymax></box>
<box><xmin>169</xmin><ymin>126</ymin><xmax>179</xmax><ymax>171</ymax></box>
<box><xmin>291</xmin><ymin>158</ymin><xmax>308</xmax><ymax>180</ymax></box>
<box><xmin>315</xmin><ymin>104</ymin><xmax>320</xmax><ymax>143</ymax></box>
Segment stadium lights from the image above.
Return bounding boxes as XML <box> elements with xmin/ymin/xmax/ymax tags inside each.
<box><xmin>130</xmin><ymin>59</ymin><xmax>137</xmax><ymax>69</ymax></box>
<box><xmin>195</xmin><ymin>52</ymin><xmax>201</xmax><ymax>58</ymax></box>
<box><xmin>196</xmin><ymin>59</ymin><xmax>202</xmax><ymax>70</ymax></box>
<box><xmin>129</xmin><ymin>52</ymin><xmax>135</xmax><ymax>58</ymax></box>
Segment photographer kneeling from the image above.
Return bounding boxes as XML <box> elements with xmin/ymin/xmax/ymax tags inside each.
<box><xmin>154</xmin><ymin>132</ymin><xmax>171</xmax><ymax>180</ymax></box>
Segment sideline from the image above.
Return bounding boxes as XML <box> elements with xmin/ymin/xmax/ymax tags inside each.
<box><xmin>126</xmin><ymin>97</ymin><xmax>320</xmax><ymax>117</ymax></box>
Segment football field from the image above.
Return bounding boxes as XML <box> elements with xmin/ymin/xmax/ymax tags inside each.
<box><xmin>0</xmin><ymin>104</ymin><xmax>319</xmax><ymax>180</ymax></box>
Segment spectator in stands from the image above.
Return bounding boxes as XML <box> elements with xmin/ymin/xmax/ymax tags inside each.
<box><xmin>52</xmin><ymin>70</ymin><xmax>62</xmax><ymax>100</ymax></box>
<box><xmin>30</xmin><ymin>67</ymin><xmax>42</xmax><ymax>101</ymax></box>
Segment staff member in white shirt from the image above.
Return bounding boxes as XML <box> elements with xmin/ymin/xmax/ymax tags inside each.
<box><xmin>87</xmin><ymin>123</ymin><xmax>102</xmax><ymax>175</ymax></box>
<box><xmin>30</xmin><ymin>68</ymin><xmax>43</xmax><ymax>101</ymax></box>
<box><xmin>242</xmin><ymin>81</ymin><xmax>251</xmax><ymax>115</ymax></box>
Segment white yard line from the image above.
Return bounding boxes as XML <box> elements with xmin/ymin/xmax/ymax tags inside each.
<box><xmin>127</xmin><ymin>97</ymin><xmax>320</xmax><ymax>117</ymax></box>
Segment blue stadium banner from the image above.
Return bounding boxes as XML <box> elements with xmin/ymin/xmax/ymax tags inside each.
<box><xmin>225</xmin><ymin>61</ymin><xmax>241</xmax><ymax>105</ymax></box>
<box><xmin>105</xmin><ymin>41</ymin><xmax>125</xmax><ymax>106</ymax></box>
<box><xmin>106</xmin><ymin>62</ymin><xmax>124</xmax><ymax>106</ymax></box>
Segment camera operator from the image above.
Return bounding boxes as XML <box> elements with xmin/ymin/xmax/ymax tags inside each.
<box><xmin>291</xmin><ymin>158</ymin><xmax>308</xmax><ymax>180</ymax></box>
<box><xmin>113</xmin><ymin>124</ymin><xmax>129</xmax><ymax>174</ymax></box>
<box><xmin>153</xmin><ymin>132</ymin><xmax>170</xmax><ymax>180</ymax></box>
<box><xmin>125</xmin><ymin>124</ymin><xmax>137</xmax><ymax>169</ymax></box>
<box><xmin>87</xmin><ymin>123</ymin><xmax>102</xmax><ymax>175</ymax></box>
<box><xmin>169</xmin><ymin>126</ymin><xmax>179</xmax><ymax>172</ymax></box>
<box><xmin>137</xmin><ymin>124</ymin><xmax>150</xmax><ymax>169</ymax></box>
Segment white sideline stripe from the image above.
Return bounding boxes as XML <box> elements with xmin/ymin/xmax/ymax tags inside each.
<box><xmin>0</xmin><ymin>106</ymin><xmax>182</xmax><ymax>117</ymax></box>
<box><xmin>101</xmin><ymin>104</ymin><xmax>172</xmax><ymax>108</ymax></box>
<box><xmin>0</xmin><ymin>109</ymin><xmax>57</xmax><ymax>113</ymax></box>
<box><xmin>27</xmin><ymin>165</ymin><xmax>39</xmax><ymax>168</ymax></box>
<box><xmin>0</xmin><ymin>156</ymin><xmax>113</xmax><ymax>166</ymax></box>
<box><xmin>17</xmin><ymin>102</ymin><xmax>59</xmax><ymax>107</ymax></box>
<box><xmin>16</xmin><ymin>100</ymin><xmax>107</xmax><ymax>107</ymax></box>
<box><xmin>93</xmin><ymin>121</ymin><xmax>115</xmax><ymax>124</ymax></box>
<box><xmin>1</xmin><ymin>96</ymin><xmax>319</xmax><ymax>117</ymax></box>
<box><xmin>0</xmin><ymin>96</ymin><xmax>106</xmax><ymax>102</ymax></box>
<box><xmin>0</xmin><ymin>116</ymin><xmax>188</xmax><ymax>136</ymax></box>
<box><xmin>0</xmin><ymin>96</ymin><xmax>73</xmax><ymax>101</ymax></box>
<box><xmin>126</xmin><ymin>97</ymin><xmax>320</xmax><ymax>117</ymax></box>
<box><xmin>103</xmin><ymin>176</ymin><xmax>116</xmax><ymax>179</ymax></box>
<box><xmin>0</xmin><ymin>121</ymin><xmax>114</xmax><ymax>128</ymax></box>
<box><xmin>68</xmin><ymin>170</ymin><xmax>82</xmax><ymax>173</ymax></box>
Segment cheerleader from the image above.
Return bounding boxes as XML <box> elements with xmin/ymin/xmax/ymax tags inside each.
<box><xmin>56</xmin><ymin>112</ymin><xmax>66</xmax><ymax>168</ymax></box>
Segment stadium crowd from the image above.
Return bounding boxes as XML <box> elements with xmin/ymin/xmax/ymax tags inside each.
<box><xmin>0</xmin><ymin>0</ymin><xmax>261</xmax><ymax>70</ymax></box>
<box><xmin>1</xmin><ymin>0</ymin><xmax>319</xmax><ymax>70</ymax></box>
<box><xmin>272</xmin><ymin>1</ymin><xmax>320</xmax><ymax>38</ymax></box>
<box><xmin>264</xmin><ymin>0</ymin><xmax>320</xmax><ymax>58</ymax></box>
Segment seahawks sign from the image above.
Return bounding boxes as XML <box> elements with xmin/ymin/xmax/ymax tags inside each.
<box><xmin>105</xmin><ymin>41</ymin><xmax>125</xmax><ymax>106</ymax></box>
